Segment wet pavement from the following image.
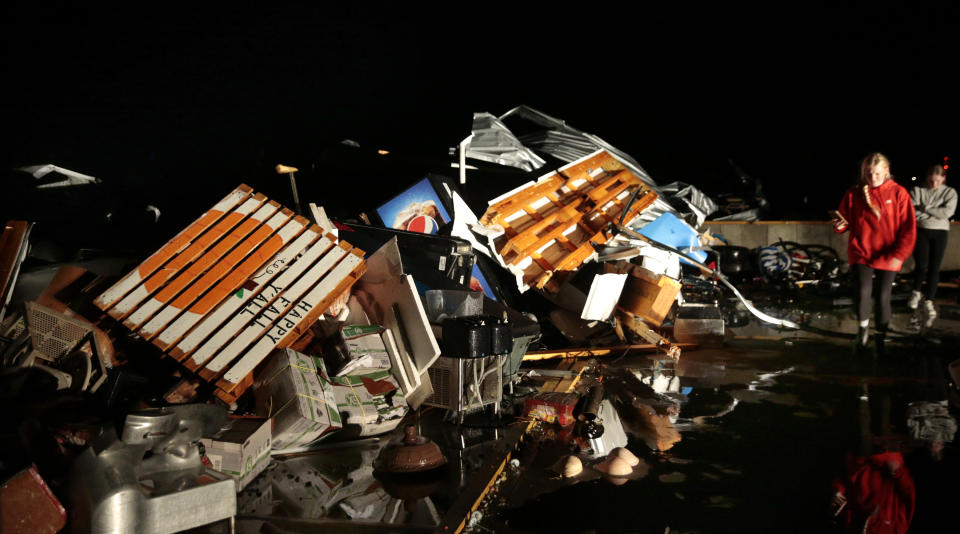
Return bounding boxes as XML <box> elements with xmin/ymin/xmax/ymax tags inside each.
<box><xmin>222</xmin><ymin>301</ymin><xmax>960</xmax><ymax>534</ymax></box>
<box><xmin>476</xmin><ymin>305</ymin><xmax>960</xmax><ymax>534</ymax></box>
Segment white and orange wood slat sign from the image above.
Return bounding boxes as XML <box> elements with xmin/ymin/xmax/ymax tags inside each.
<box><xmin>94</xmin><ymin>185</ymin><xmax>366</xmax><ymax>403</ymax></box>
<box><xmin>479</xmin><ymin>149</ymin><xmax>658</xmax><ymax>292</ymax></box>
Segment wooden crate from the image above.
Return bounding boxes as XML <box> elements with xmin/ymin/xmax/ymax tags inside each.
<box><xmin>480</xmin><ymin>150</ymin><xmax>657</xmax><ymax>292</ymax></box>
<box><xmin>93</xmin><ymin>185</ymin><xmax>366</xmax><ymax>402</ymax></box>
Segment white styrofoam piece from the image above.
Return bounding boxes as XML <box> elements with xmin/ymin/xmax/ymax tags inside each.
<box><xmin>580</xmin><ymin>273</ymin><xmax>628</xmax><ymax>321</ymax></box>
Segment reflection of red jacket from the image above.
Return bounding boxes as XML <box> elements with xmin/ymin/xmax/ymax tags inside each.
<box><xmin>835</xmin><ymin>180</ymin><xmax>916</xmax><ymax>271</ymax></box>
<box><xmin>832</xmin><ymin>451</ymin><xmax>915</xmax><ymax>534</ymax></box>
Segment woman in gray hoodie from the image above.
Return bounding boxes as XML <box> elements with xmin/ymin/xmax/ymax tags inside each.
<box><xmin>908</xmin><ymin>164</ymin><xmax>956</xmax><ymax>322</ymax></box>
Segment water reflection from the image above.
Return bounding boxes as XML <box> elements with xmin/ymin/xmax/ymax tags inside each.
<box><xmin>492</xmin><ymin>336</ymin><xmax>958</xmax><ymax>533</ymax></box>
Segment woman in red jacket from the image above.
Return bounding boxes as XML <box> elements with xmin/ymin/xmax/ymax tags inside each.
<box><xmin>832</xmin><ymin>153</ymin><xmax>916</xmax><ymax>354</ymax></box>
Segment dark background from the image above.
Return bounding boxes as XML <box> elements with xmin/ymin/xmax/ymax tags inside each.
<box><xmin>1</xmin><ymin>3</ymin><xmax>956</xmax><ymax>234</ymax></box>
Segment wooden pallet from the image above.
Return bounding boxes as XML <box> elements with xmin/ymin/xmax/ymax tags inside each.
<box><xmin>480</xmin><ymin>150</ymin><xmax>657</xmax><ymax>292</ymax></box>
<box><xmin>93</xmin><ymin>185</ymin><xmax>366</xmax><ymax>403</ymax></box>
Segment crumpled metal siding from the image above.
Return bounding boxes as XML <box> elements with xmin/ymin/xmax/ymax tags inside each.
<box><xmin>659</xmin><ymin>181</ymin><xmax>720</xmax><ymax>227</ymax></box>
<box><xmin>464</xmin><ymin>112</ymin><xmax>547</xmax><ymax>172</ymax></box>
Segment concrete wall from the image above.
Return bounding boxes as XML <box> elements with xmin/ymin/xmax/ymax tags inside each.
<box><xmin>702</xmin><ymin>221</ymin><xmax>960</xmax><ymax>272</ymax></box>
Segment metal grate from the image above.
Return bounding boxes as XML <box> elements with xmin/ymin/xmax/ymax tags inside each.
<box><xmin>427</xmin><ymin>366</ymin><xmax>452</xmax><ymax>408</ymax></box>
<box><xmin>24</xmin><ymin>303</ymin><xmax>92</xmax><ymax>362</ymax></box>
<box><xmin>2</xmin><ymin>315</ymin><xmax>26</xmax><ymax>340</ymax></box>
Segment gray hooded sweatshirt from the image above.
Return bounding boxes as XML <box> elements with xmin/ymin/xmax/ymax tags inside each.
<box><xmin>911</xmin><ymin>184</ymin><xmax>957</xmax><ymax>231</ymax></box>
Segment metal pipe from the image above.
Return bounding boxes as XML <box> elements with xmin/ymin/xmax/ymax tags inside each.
<box><xmin>275</xmin><ymin>164</ymin><xmax>302</xmax><ymax>215</ymax></box>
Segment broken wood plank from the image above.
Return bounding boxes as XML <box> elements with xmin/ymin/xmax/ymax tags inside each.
<box><xmin>0</xmin><ymin>220</ymin><xmax>32</xmax><ymax>322</ymax></box>
<box><xmin>480</xmin><ymin>150</ymin><xmax>658</xmax><ymax>293</ymax></box>
<box><xmin>94</xmin><ymin>185</ymin><xmax>367</xmax><ymax>402</ymax></box>
<box><xmin>522</xmin><ymin>343</ymin><xmax>696</xmax><ymax>361</ymax></box>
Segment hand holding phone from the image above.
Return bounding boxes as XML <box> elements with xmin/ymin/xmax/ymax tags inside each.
<box><xmin>829</xmin><ymin>210</ymin><xmax>847</xmax><ymax>229</ymax></box>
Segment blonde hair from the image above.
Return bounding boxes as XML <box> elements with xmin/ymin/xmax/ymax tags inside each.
<box><xmin>859</xmin><ymin>152</ymin><xmax>891</xmax><ymax>184</ymax></box>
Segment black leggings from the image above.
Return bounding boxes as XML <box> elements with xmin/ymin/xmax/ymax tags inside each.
<box><xmin>912</xmin><ymin>228</ymin><xmax>948</xmax><ymax>300</ymax></box>
<box><xmin>856</xmin><ymin>264</ymin><xmax>896</xmax><ymax>326</ymax></box>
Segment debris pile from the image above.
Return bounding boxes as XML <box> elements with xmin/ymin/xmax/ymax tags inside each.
<box><xmin>0</xmin><ymin>106</ymin><xmax>882</xmax><ymax>533</ymax></box>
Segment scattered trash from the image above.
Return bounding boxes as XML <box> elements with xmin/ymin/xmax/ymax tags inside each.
<box><xmin>524</xmin><ymin>392</ymin><xmax>579</xmax><ymax>426</ymax></box>
<box><xmin>4</xmin><ymin>105</ymin><xmax>953</xmax><ymax>534</ymax></box>
<box><xmin>254</xmin><ymin>348</ymin><xmax>341</xmax><ymax>451</ymax></box>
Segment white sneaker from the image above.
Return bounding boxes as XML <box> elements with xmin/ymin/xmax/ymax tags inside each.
<box><xmin>907</xmin><ymin>290</ymin><xmax>923</xmax><ymax>310</ymax></box>
<box><xmin>923</xmin><ymin>299</ymin><xmax>937</xmax><ymax>328</ymax></box>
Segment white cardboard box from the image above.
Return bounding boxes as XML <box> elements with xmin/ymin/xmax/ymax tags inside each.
<box><xmin>331</xmin><ymin>370</ymin><xmax>407</xmax><ymax>437</ymax></box>
<box><xmin>337</xmin><ymin>324</ymin><xmax>393</xmax><ymax>376</ymax></box>
<box><xmin>254</xmin><ymin>348</ymin><xmax>342</xmax><ymax>451</ymax></box>
<box><xmin>201</xmin><ymin>417</ymin><xmax>272</xmax><ymax>491</ymax></box>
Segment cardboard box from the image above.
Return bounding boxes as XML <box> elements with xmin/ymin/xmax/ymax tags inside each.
<box><xmin>618</xmin><ymin>265</ymin><xmax>681</xmax><ymax>328</ymax></box>
<box><xmin>336</xmin><ymin>324</ymin><xmax>393</xmax><ymax>376</ymax></box>
<box><xmin>331</xmin><ymin>370</ymin><xmax>408</xmax><ymax>436</ymax></box>
<box><xmin>254</xmin><ymin>348</ymin><xmax>342</xmax><ymax>450</ymax></box>
<box><xmin>201</xmin><ymin>417</ymin><xmax>272</xmax><ymax>491</ymax></box>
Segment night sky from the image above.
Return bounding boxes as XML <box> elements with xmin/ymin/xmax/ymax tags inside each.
<box><xmin>2</xmin><ymin>3</ymin><xmax>957</xmax><ymax>226</ymax></box>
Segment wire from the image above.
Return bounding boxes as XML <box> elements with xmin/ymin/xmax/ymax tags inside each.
<box><xmin>618</xmin><ymin>185</ymin><xmax>645</xmax><ymax>225</ymax></box>
<box><xmin>471</xmin><ymin>359</ymin><xmax>483</xmax><ymax>406</ymax></box>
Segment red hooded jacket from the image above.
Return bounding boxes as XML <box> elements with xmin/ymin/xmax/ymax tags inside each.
<box><xmin>832</xmin><ymin>451</ymin><xmax>915</xmax><ymax>534</ymax></box>
<box><xmin>835</xmin><ymin>179</ymin><xmax>916</xmax><ymax>271</ymax></box>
